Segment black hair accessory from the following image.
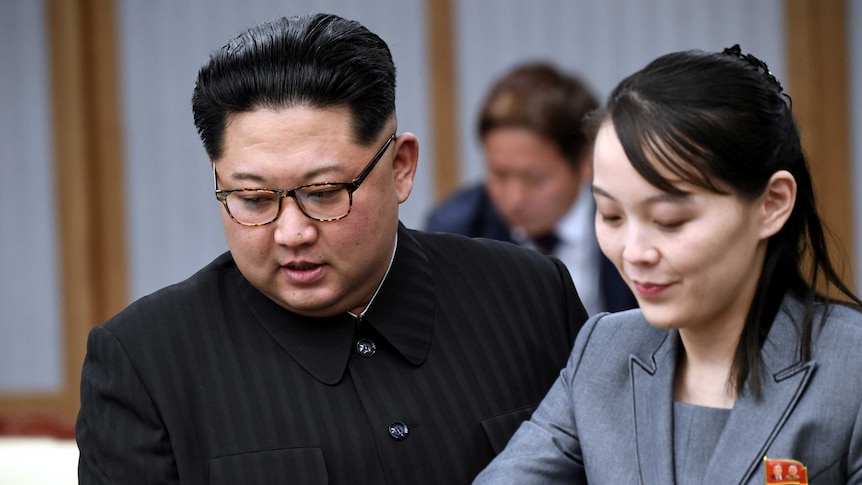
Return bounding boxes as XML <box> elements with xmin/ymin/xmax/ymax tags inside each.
<box><xmin>722</xmin><ymin>44</ymin><xmax>784</xmax><ymax>94</ymax></box>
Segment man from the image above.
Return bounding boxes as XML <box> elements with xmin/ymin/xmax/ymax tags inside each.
<box><xmin>76</xmin><ymin>13</ymin><xmax>587</xmax><ymax>484</ymax></box>
<box><xmin>786</xmin><ymin>464</ymin><xmax>801</xmax><ymax>480</ymax></box>
<box><xmin>426</xmin><ymin>63</ymin><xmax>636</xmax><ymax>315</ymax></box>
<box><xmin>772</xmin><ymin>463</ymin><xmax>785</xmax><ymax>480</ymax></box>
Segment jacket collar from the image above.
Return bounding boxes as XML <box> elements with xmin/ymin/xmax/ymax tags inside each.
<box><xmin>701</xmin><ymin>296</ymin><xmax>815</xmax><ymax>485</ymax></box>
<box><xmin>235</xmin><ymin>223</ymin><xmax>435</xmax><ymax>385</ymax></box>
<box><xmin>359</xmin><ymin>224</ymin><xmax>435</xmax><ymax>366</ymax></box>
<box><xmin>630</xmin><ymin>322</ymin><xmax>678</xmax><ymax>484</ymax></box>
<box><xmin>630</xmin><ymin>295</ymin><xmax>815</xmax><ymax>484</ymax></box>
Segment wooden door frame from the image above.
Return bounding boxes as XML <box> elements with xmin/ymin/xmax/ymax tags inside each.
<box><xmin>786</xmin><ymin>0</ymin><xmax>855</xmax><ymax>291</ymax></box>
<box><xmin>0</xmin><ymin>0</ymin><xmax>127</xmax><ymax>424</ymax></box>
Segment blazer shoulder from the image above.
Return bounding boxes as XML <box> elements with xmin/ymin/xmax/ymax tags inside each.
<box><xmin>425</xmin><ymin>184</ymin><xmax>486</xmax><ymax>232</ymax></box>
<box><xmin>562</xmin><ymin>310</ymin><xmax>672</xmax><ymax>390</ymax></box>
<box><xmin>821</xmin><ymin>302</ymin><xmax>862</xmax><ymax>330</ymax></box>
<box><xmin>100</xmin><ymin>252</ymin><xmax>235</xmax><ymax>337</ymax></box>
<box><xmin>412</xmin><ymin>228</ymin><xmax>556</xmax><ymax>273</ymax></box>
<box><xmin>813</xmin><ymin>302</ymin><xmax>862</xmax><ymax>355</ymax></box>
<box><xmin>575</xmin><ymin>310</ymin><xmax>668</xmax><ymax>360</ymax></box>
<box><xmin>424</xmin><ymin>184</ymin><xmax>511</xmax><ymax>240</ymax></box>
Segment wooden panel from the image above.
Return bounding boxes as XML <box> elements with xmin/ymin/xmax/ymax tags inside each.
<box><xmin>86</xmin><ymin>0</ymin><xmax>129</xmax><ymax>323</ymax></box>
<box><xmin>425</xmin><ymin>0</ymin><xmax>460</xmax><ymax>200</ymax></box>
<box><xmin>786</xmin><ymin>0</ymin><xmax>855</xmax><ymax>291</ymax></box>
<box><xmin>0</xmin><ymin>415</ymin><xmax>76</xmax><ymax>439</ymax></box>
<box><xmin>0</xmin><ymin>0</ymin><xmax>126</xmax><ymax>424</ymax></box>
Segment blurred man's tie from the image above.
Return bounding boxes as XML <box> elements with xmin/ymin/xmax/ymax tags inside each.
<box><xmin>532</xmin><ymin>232</ymin><xmax>559</xmax><ymax>256</ymax></box>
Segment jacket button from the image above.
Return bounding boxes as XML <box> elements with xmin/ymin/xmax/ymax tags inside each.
<box><xmin>388</xmin><ymin>422</ymin><xmax>409</xmax><ymax>440</ymax></box>
<box><xmin>356</xmin><ymin>339</ymin><xmax>376</xmax><ymax>357</ymax></box>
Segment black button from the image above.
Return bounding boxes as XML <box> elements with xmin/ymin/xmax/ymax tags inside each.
<box><xmin>356</xmin><ymin>339</ymin><xmax>376</xmax><ymax>357</ymax></box>
<box><xmin>388</xmin><ymin>422</ymin><xmax>409</xmax><ymax>440</ymax></box>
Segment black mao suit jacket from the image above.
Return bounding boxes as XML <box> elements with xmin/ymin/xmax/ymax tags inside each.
<box><xmin>77</xmin><ymin>224</ymin><xmax>587</xmax><ymax>484</ymax></box>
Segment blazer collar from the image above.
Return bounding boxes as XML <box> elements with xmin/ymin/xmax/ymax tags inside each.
<box><xmin>235</xmin><ymin>223</ymin><xmax>435</xmax><ymax>385</ymax></box>
<box><xmin>630</xmin><ymin>323</ymin><xmax>678</xmax><ymax>484</ymax></box>
<box><xmin>701</xmin><ymin>296</ymin><xmax>814</xmax><ymax>484</ymax></box>
<box><xmin>630</xmin><ymin>295</ymin><xmax>814</xmax><ymax>484</ymax></box>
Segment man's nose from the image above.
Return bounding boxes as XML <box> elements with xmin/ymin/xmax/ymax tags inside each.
<box><xmin>272</xmin><ymin>196</ymin><xmax>317</xmax><ymax>246</ymax></box>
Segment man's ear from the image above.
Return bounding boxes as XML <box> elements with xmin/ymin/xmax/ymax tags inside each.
<box><xmin>391</xmin><ymin>133</ymin><xmax>419</xmax><ymax>203</ymax></box>
<box><xmin>759</xmin><ymin>170</ymin><xmax>796</xmax><ymax>239</ymax></box>
<box><xmin>577</xmin><ymin>152</ymin><xmax>593</xmax><ymax>183</ymax></box>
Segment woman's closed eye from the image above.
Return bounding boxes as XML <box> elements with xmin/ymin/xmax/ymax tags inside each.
<box><xmin>654</xmin><ymin>219</ymin><xmax>686</xmax><ymax>230</ymax></box>
<box><xmin>598</xmin><ymin>213</ymin><xmax>623</xmax><ymax>225</ymax></box>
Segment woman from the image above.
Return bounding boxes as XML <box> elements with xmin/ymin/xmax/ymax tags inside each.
<box><xmin>474</xmin><ymin>46</ymin><xmax>862</xmax><ymax>484</ymax></box>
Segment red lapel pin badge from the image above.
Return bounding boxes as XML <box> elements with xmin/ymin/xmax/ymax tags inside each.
<box><xmin>764</xmin><ymin>456</ymin><xmax>808</xmax><ymax>484</ymax></box>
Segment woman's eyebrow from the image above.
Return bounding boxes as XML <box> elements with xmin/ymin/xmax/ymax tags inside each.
<box><xmin>592</xmin><ymin>185</ymin><xmax>693</xmax><ymax>205</ymax></box>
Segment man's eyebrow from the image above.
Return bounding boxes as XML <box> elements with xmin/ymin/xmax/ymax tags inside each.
<box><xmin>228</xmin><ymin>164</ymin><xmax>345</xmax><ymax>187</ymax></box>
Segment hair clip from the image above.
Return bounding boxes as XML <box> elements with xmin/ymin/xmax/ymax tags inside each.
<box><xmin>722</xmin><ymin>44</ymin><xmax>784</xmax><ymax>94</ymax></box>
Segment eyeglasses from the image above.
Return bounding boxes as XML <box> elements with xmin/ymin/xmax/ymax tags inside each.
<box><xmin>214</xmin><ymin>134</ymin><xmax>396</xmax><ymax>226</ymax></box>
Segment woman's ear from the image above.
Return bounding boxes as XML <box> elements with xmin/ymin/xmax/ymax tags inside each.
<box><xmin>759</xmin><ymin>170</ymin><xmax>796</xmax><ymax>239</ymax></box>
<box><xmin>391</xmin><ymin>133</ymin><xmax>419</xmax><ymax>203</ymax></box>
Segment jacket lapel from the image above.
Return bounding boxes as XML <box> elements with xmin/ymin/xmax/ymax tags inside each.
<box><xmin>701</xmin><ymin>300</ymin><xmax>815</xmax><ymax>484</ymax></box>
<box><xmin>631</xmin><ymin>329</ymin><xmax>678</xmax><ymax>484</ymax></box>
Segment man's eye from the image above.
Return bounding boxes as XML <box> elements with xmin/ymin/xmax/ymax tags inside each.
<box><xmin>306</xmin><ymin>188</ymin><xmax>342</xmax><ymax>200</ymax></box>
<box><xmin>237</xmin><ymin>193</ymin><xmax>277</xmax><ymax>207</ymax></box>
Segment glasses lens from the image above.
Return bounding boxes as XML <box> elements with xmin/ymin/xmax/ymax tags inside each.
<box><xmin>225</xmin><ymin>190</ymin><xmax>280</xmax><ymax>225</ymax></box>
<box><xmin>295</xmin><ymin>184</ymin><xmax>351</xmax><ymax>220</ymax></box>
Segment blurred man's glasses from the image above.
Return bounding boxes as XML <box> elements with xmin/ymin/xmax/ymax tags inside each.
<box><xmin>214</xmin><ymin>134</ymin><xmax>396</xmax><ymax>225</ymax></box>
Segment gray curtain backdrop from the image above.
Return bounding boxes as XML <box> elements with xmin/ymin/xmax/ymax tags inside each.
<box><xmin>0</xmin><ymin>0</ymin><xmax>62</xmax><ymax>391</ymax></box>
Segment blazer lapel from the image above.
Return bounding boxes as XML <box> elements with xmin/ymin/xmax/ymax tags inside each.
<box><xmin>701</xmin><ymin>301</ymin><xmax>815</xmax><ymax>485</ymax></box>
<box><xmin>631</xmin><ymin>329</ymin><xmax>678</xmax><ymax>484</ymax></box>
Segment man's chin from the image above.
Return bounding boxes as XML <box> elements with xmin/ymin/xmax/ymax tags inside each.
<box><xmin>268</xmin><ymin>290</ymin><xmax>345</xmax><ymax>318</ymax></box>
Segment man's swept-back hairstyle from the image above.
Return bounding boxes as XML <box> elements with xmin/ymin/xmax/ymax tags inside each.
<box><xmin>478</xmin><ymin>62</ymin><xmax>598</xmax><ymax>167</ymax></box>
<box><xmin>192</xmin><ymin>13</ymin><xmax>396</xmax><ymax>160</ymax></box>
<box><xmin>587</xmin><ymin>46</ymin><xmax>860</xmax><ymax>399</ymax></box>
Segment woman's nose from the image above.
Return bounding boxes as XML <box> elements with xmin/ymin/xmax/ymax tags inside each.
<box><xmin>621</xmin><ymin>225</ymin><xmax>660</xmax><ymax>265</ymax></box>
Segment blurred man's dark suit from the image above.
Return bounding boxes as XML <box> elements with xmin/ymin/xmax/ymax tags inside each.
<box><xmin>426</xmin><ymin>183</ymin><xmax>637</xmax><ymax>313</ymax></box>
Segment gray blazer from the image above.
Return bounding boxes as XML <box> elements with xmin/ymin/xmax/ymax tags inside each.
<box><xmin>474</xmin><ymin>296</ymin><xmax>862</xmax><ymax>484</ymax></box>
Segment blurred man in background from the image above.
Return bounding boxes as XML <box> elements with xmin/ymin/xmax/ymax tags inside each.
<box><xmin>427</xmin><ymin>62</ymin><xmax>636</xmax><ymax>314</ymax></box>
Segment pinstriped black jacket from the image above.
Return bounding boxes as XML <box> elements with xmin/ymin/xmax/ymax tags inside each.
<box><xmin>77</xmin><ymin>224</ymin><xmax>587</xmax><ymax>484</ymax></box>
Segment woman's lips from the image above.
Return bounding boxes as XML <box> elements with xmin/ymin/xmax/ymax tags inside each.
<box><xmin>632</xmin><ymin>280</ymin><xmax>672</xmax><ymax>298</ymax></box>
